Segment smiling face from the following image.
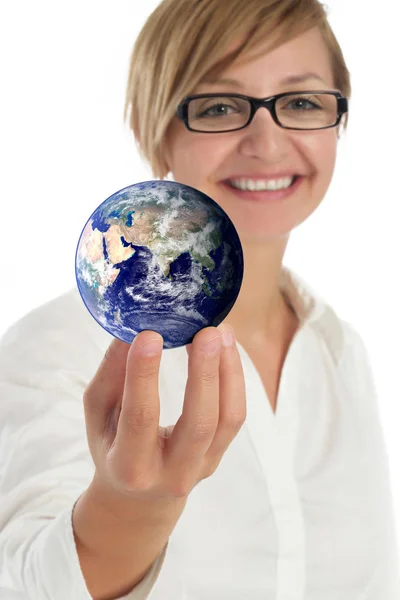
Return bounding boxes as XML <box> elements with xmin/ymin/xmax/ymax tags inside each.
<box><xmin>164</xmin><ymin>26</ymin><xmax>341</xmax><ymax>243</ymax></box>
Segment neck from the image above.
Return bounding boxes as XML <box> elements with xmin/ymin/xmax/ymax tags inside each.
<box><xmin>224</xmin><ymin>235</ymin><xmax>292</xmax><ymax>345</ymax></box>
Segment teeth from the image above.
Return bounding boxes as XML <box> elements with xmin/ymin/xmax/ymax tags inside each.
<box><xmin>229</xmin><ymin>177</ymin><xmax>295</xmax><ymax>191</ymax></box>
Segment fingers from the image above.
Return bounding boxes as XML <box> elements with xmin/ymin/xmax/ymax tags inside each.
<box><xmin>166</xmin><ymin>327</ymin><xmax>222</xmax><ymax>475</ymax></box>
<box><xmin>84</xmin><ymin>321</ymin><xmax>245</xmax><ymax>502</ymax></box>
<box><xmin>83</xmin><ymin>338</ymin><xmax>131</xmax><ymax>443</ymax></box>
<box><xmin>112</xmin><ymin>330</ymin><xmax>163</xmax><ymax>473</ymax></box>
<box><xmin>205</xmin><ymin>324</ymin><xmax>246</xmax><ymax>469</ymax></box>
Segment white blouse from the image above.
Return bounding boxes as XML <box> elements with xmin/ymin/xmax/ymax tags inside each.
<box><xmin>0</xmin><ymin>265</ymin><xmax>398</xmax><ymax>599</ymax></box>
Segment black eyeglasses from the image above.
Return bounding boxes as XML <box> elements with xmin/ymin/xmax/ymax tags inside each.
<box><xmin>177</xmin><ymin>90</ymin><xmax>348</xmax><ymax>133</ymax></box>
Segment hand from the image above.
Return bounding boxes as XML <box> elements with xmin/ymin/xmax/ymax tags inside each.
<box><xmin>82</xmin><ymin>324</ymin><xmax>246</xmax><ymax>512</ymax></box>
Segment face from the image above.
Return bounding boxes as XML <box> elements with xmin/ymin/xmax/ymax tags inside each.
<box><xmin>164</xmin><ymin>26</ymin><xmax>341</xmax><ymax>243</ymax></box>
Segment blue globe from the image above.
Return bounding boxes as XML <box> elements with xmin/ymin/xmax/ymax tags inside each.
<box><xmin>75</xmin><ymin>180</ymin><xmax>244</xmax><ymax>349</ymax></box>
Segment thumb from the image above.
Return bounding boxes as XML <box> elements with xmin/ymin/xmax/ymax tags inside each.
<box><xmin>83</xmin><ymin>337</ymin><xmax>131</xmax><ymax>441</ymax></box>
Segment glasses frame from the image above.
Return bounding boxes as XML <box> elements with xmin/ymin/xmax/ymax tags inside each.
<box><xmin>176</xmin><ymin>90</ymin><xmax>349</xmax><ymax>133</ymax></box>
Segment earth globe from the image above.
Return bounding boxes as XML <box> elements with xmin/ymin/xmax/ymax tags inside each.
<box><xmin>75</xmin><ymin>180</ymin><xmax>244</xmax><ymax>349</ymax></box>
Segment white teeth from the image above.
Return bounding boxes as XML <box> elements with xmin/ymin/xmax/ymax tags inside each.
<box><xmin>229</xmin><ymin>177</ymin><xmax>295</xmax><ymax>191</ymax></box>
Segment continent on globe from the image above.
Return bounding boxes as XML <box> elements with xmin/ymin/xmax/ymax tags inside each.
<box><xmin>75</xmin><ymin>180</ymin><xmax>243</xmax><ymax>349</ymax></box>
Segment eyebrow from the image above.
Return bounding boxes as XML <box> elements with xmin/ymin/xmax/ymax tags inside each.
<box><xmin>202</xmin><ymin>72</ymin><xmax>327</xmax><ymax>87</ymax></box>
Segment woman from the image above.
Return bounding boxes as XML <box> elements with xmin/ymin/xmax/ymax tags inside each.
<box><xmin>0</xmin><ymin>0</ymin><xmax>398</xmax><ymax>599</ymax></box>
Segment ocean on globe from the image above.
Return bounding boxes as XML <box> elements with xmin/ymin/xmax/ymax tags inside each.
<box><xmin>75</xmin><ymin>180</ymin><xmax>244</xmax><ymax>349</ymax></box>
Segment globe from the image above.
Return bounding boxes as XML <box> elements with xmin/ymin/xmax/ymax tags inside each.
<box><xmin>75</xmin><ymin>180</ymin><xmax>244</xmax><ymax>349</ymax></box>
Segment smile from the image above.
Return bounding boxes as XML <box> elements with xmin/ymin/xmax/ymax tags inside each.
<box><xmin>222</xmin><ymin>175</ymin><xmax>304</xmax><ymax>202</ymax></box>
<box><xmin>227</xmin><ymin>176</ymin><xmax>297</xmax><ymax>191</ymax></box>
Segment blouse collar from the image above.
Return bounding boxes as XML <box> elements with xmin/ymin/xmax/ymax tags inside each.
<box><xmin>280</xmin><ymin>265</ymin><xmax>345</xmax><ymax>365</ymax></box>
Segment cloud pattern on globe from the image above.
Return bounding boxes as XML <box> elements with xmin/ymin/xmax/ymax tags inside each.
<box><xmin>75</xmin><ymin>180</ymin><xmax>244</xmax><ymax>349</ymax></box>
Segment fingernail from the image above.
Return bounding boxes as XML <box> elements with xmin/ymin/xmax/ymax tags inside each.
<box><xmin>140</xmin><ymin>336</ymin><xmax>163</xmax><ymax>356</ymax></box>
<box><xmin>204</xmin><ymin>335</ymin><xmax>222</xmax><ymax>354</ymax></box>
<box><xmin>220</xmin><ymin>325</ymin><xmax>235</xmax><ymax>348</ymax></box>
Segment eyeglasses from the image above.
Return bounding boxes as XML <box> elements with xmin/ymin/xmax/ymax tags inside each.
<box><xmin>177</xmin><ymin>90</ymin><xmax>348</xmax><ymax>133</ymax></box>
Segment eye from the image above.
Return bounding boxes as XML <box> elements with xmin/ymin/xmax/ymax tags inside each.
<box><xmin>198</xmin><ymin>103</ymin><xmax>240</xmax><ymax>118</ymax></box>
<box><xmin>284</xmin><ymin>95</ymin><xmax>323</xmax><ymax>111</ymax></box>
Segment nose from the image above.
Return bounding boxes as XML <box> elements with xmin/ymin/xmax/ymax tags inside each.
<box><xmin>239</xmin><ymin>104</ymin><xmax>294</xmax><ymax>156</ymax></box>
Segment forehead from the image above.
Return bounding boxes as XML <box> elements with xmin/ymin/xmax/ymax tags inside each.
<box><xmin>198</xmin><ymin>27</ymin><xmax>334</xmax><ymax>94</ymax></box>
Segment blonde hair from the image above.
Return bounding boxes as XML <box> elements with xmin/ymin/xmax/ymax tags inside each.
<box><xmin>123</xmin><ymin>0</ymin><xmax>351</xmax><ymax>180</ymax></box>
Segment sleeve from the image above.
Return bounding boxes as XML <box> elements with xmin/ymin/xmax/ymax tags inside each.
<box><xmin>0</xmin><ymin>290</ymin><xmax>168</xmax><ymax>599</ymax></box>
<box><xmin>339</xmin><ymin>320</ymin><xmax>400</xmax><ymax>597</ymax></box>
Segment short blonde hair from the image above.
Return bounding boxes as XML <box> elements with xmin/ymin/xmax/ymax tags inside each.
<box><xmin>123</xmin><ymin>0</ymin><xmax>351</xmax><ymax>180</ymax></box>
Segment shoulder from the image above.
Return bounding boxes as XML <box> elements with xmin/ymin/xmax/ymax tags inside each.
<box><xmin>336</xmin><ymin>318</ymin><xmax>375</xmax><ymax>376</ymax></box>
<box><xmin>0</xmin><ymin>288</ymin><xmax>112</xmax><ymax>385</ymax></box>
<box><xmin>308</xmin><ymin>306</ymin><xmax>387</xmax><ymax>436</ymax></box>
<box><xmin>282</xmin><ymin>267</ymin><xmax>369</xmax><ymax>369</ymax></box>
<box><xmin>1</xmin><ymin>287</ymin><xmax>101</xmax><ymax>342</ymax></box>
<box><xmin>335</xmin><ymin>318</ymin><xmax>378</xmax><ymax>399</ymax></box>
<box><xmin>311</xmin><ymin>304</ymin><xmax>375</xmax><ymax>379</ymax></box>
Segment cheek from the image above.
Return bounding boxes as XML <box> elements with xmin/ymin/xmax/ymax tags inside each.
<box><xmin>301</xmin><ymin>133</ymin><xmax>337</xmax><ymax>177</ymax></box>
<box><xmin>174</xmin><ymin>138</ymin><xmax>227</xmax><ymax>180</ymax></box>
<box><xmin>319</xmin><ymin>144</ymin><xmax>337</xmax><ymax>182</ymax></box>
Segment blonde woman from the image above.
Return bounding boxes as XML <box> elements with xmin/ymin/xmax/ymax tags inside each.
<box><xmin>0</xmin><ymin>1</ymin><xmax>399</xmax><ymax>599</ymax></box>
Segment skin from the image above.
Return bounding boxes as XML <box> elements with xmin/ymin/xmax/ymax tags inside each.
<box><xmin>164</xmin><ymin>26</ymin><xmax>342</xmax><ymax>349</ymax></box>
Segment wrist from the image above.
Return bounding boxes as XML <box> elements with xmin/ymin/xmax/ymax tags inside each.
<box><xmin>87</xmin><ymin>473</ymin><xmax>187</xmax><ymax>525</ymax></box>
<box><xmin>72</xmin><ymin>475</ymin><xmax>186</xmax><ymax>560</ymax></box>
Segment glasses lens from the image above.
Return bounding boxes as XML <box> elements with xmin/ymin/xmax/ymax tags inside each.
<box><xmin>276</xmin><ymin>93</ymin><xmax>338</xmax><ymax>129</ymax></box>
<box><xmin>188</xmin><ymin>96</ymin><xmax>251</xmax><ymax>131</ymax></box>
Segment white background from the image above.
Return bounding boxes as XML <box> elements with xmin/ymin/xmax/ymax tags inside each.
<box><xmin>1</xmin><ymin>1</ymin><xmax>399</xmax><ymax>553</ymax></box>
